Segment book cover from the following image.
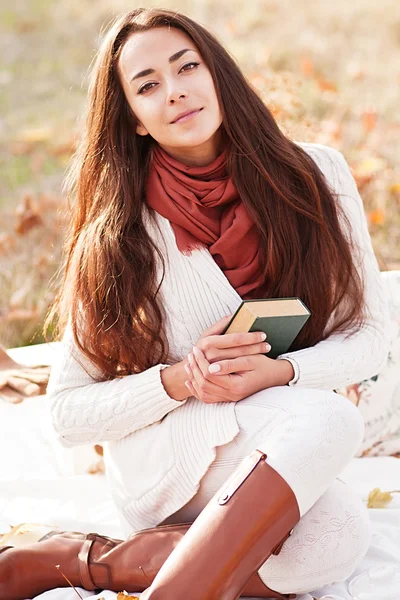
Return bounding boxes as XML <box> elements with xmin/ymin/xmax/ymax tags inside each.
<box><xmin>222</xmin><ymin>297</ymin><xmax>311</xmax><ymax>359</ymax></box>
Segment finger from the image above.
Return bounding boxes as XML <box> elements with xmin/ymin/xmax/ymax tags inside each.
<box><xmin>207</xmin><ymin>356</ymin><xmax>253</xmax><ymax>376</ymax></box>
<box><xmin>185</xmin><ymin>379</ymin><xmax>209</xmax><ymax>402</ymax></box>
<box><xmin>187</xmin><ymin>377</ymin><xmax>224</xmax><ymax>404</ymax></box>
<box><xmin>199</xmin><ymin>315</ymin><xmax>233</xmax><ymax>339</ymax></box>
<box><xmin>0</xmin><ymin>387</ymin><xmax>24</xmax><ymax>404</ymax></box>
<box><xmin>6</xmin><ymin>376</ymin><xmax>41</xmax><ymax>396</ymax></box>
<box><xmin>0</xmin><ymin>375</ymin><xmax>9</xmax><ymax>389</ymax></box>
<box><xmin>211</xmin><ymin>341</ymin><xmax>271</xmax><ymax>361</ymax></box>
<box><xmin>184</xmin><ymin>378</ymin><xmax>198</xmax><ymax>399</ymax></box>
<box><xmin>20</xmin><ymin>365</ymin><xmax>51</xmax><ymax>374</ymax></box>
<box><xmin>188</xmin><ymin>351</ymin><xmax>207</xmax><ymax>385</ymax></box>
<box><xmin>189</xmin><ymin>349</ymin><xmax>232</xmax><ymax>395</ymax></box>
<box><xmin>192</xmin><ymin>346</ymin><xmax>211</xmax><ymax>378</ymax></box>
<box><xmin>7</xmin><ymin>371</ymin><xmax>50</xmax><ymax>384</ymax></box>
<box><xmin>202</xmin><ymin>330</ymin><xmax>267</xmax><ymax>352</ymax></box>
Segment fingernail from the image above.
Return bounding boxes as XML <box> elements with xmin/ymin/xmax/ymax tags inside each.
<box><xmin>265</xmin><ymin>344</ymin><xmax>271</xmax><ymax>352</ymax></box>
<box><xmin>185</xmin><ymin>381</ymin><xmax>191</xmax><ymax>389</ymax></box>
<box><xmin>193</xmin><ymin>346</ymin><xmax>200</xmax><ymax>356</ymax></box>
<box><xmin>209</xmin><ymin>363</ymin><xmax>221</xmax><ymax>373</ymax></box>
<box><xmin>185</xmin><ymin>364</ymin><xmax>191</xmax><ymax>374</ymax></box>
<box><xmin>260</xmin><ymin>333</ymin><xmax>267</xmax><ymax>341</ymax></box>
<box><xmin>188</xmin><ymin>353</ymin><xmax>193</xmax><ymax>364</ymax></box>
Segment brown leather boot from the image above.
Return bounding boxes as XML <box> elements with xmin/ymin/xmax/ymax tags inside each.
<box><xmin>0</xmin><ymin>516</ymin><xmax>295</xmax><ymax>599</ymax></box>
<box><xmin>139</xmin><ymin>449</ymin><xmax>301</xmax><ymax>600</ymax></box>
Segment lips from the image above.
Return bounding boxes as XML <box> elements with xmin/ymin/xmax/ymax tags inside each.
<box><xmin>171</xmin><ymin>108</ymin><xmax>203</xmax><ymax>124</ymax></box>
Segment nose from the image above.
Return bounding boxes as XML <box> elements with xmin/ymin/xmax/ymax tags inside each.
<box><xmin>167</xmin><ymin>86</ymin><xmax>188</xmax><ymax>105</ymax></box>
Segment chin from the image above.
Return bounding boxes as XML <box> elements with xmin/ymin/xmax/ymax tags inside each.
<box><xmin>174</xmin><ymin>129</ymin><xmax>221</xmax><ymax>148</ymax></box>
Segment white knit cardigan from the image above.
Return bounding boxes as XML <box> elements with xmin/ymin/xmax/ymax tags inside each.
<box><xmin>47</xmin><ymin>142</ymin><xmax>390</xmax><ymax>536</ymax></box>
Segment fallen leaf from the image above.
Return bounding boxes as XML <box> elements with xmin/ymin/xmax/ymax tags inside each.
<box><xmin>367</xmin><ymin>488</ymin><xmax>400</xmax><ymax>508</ymax></box>
<box><xmin>94</xmin><ymin>444</ymin><xmax>104</xmax><ymax>456</ymax></box>
<box><xmin>117</xmin><ymin>592</ymin><xmax>139</xmax><ymax>600</ymax></box>
<box><xmin>15</xmin><ymin>194</ymin><xmax>44</xmax><ymax>235</ymax></box>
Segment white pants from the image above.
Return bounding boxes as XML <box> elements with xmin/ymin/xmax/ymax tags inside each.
<box><xmin>163</xmin><ymin>386</ymin><xmax>371</xmax><ymax>595</ymax></box>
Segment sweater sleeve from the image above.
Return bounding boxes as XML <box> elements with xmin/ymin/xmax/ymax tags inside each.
<box><xmin>47</xmin><ymin>322</ymin><xmax>187</xmax><ymax>447</ymax></box>
<box><xmin>276</xmin><ymin>144</ymin><xmax>391</xmax><ymax>390</ymax></box>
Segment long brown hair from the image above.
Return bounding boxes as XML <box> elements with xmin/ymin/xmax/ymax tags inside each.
<box><xmin>46</xmin><ymin>7</ymin><xmax>365</xmax><ymax>379</ymax></box>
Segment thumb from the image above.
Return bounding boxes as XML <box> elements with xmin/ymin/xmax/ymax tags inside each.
<box><xmin>201</xmin><ymin>315</ymin><xmax>232</xmax><ymax>338</ymax></box>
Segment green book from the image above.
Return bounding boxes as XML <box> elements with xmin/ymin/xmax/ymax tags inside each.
<box><xmin>222</xmin><ymin>297</ymin><xmax>311</xmax><ymax>359</ymax></box>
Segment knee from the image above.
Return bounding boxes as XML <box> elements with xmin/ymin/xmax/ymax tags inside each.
<box><xmin>304</xmin><ymin>389</ymin><xmax>365</xmax><ymax>460</ymax></box>
<box><xmin>328</xmin><ymin>392</ymin><xmax>365</xmax><ymax>456</ymax></box>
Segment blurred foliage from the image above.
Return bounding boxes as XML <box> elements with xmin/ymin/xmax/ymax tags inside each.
<box><xmin>0</xmin><ymin>0</ymin><xmax>399</xmax><ymax>348</ymax></box>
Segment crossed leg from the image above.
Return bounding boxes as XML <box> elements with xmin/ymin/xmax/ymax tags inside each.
<box><xmin>163</xmin><ymin>386</ymin><xmax>369</xmax><ymax>595</ymax></box>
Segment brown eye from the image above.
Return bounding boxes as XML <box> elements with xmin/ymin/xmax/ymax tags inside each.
<box><xmin>180</xmin><ymin>61</ymin><xmax>200</xmax><ymax>72</ymax></box>
<box><xmin>138</xmin><ymin>82</ymin><xmax>156</xmax><ymax>95</ymax></box>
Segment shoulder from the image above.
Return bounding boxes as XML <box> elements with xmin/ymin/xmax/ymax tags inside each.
<box><xmin>296</xmin><ymin>141</ymin><xmax>346</xmax><ymax>172</ymax></box>
<box><xmin>295</xmin><ymin>141</ymin><xmax>357</xmax><ymax>199</ymax></box>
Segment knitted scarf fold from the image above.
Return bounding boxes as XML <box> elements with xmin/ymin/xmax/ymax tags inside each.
<box><xmin>146</xmin><ymin>144</ymin><xmax>266</xmax><ymax>298</ymax></box>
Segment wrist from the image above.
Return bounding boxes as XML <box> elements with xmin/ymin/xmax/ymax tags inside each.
<box><xmin>274</xmin><ymin>358</ymin><xmax>295</xmax><ymax>386</ymax></box>
<box><xmin>160</xmin><ymin>360</ymin><xmax>189</xmax><ymax>401</ymax></box>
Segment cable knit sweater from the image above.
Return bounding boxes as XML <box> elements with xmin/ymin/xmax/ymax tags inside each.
<box><xmin>47</xmin><ymin>142</ymin><xmax>391</xmax><ymax>536</ymax></box>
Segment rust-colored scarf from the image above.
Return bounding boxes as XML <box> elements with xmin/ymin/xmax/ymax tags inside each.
<box><xmin>146</xmin><ymin>144</ymin><xmax>266</xmax><ymax>298</ymax></box>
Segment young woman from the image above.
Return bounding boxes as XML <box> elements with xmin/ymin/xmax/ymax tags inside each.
<box><xmin>1</xmin><ymin>7</ymin><xmax>390</xmax><ymax>600</ymax></box>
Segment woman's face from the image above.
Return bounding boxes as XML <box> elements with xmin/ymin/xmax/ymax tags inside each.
<box><xmin>118</xmin><ymin>26</ymin><xmax>224</xmax><ymax>166</ymax></box>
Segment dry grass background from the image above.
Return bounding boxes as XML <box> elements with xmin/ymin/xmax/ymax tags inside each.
<box><xmin>0</xmin><ymin>0</ymin><xmax>399</xmax><ymax>348</ymax></box>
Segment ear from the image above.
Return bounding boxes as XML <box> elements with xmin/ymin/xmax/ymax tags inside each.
<box><xmin>136</xmin><ymin>121</ymin><xmax>149</xmax><ymax>136</ymax></box>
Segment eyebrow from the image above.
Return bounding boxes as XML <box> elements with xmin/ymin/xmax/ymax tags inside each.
<box><xmin>130</xmin><ymin>48</ymin><xmax>195</xmax><ymax>83</ymax></box>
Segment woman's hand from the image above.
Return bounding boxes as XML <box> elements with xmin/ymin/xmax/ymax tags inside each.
<box><xmin>194</xmin><ymin>315</ymin><xmax>271</xmax><ymax>363</ymax></box>
<box><xmin>184</xmin><ymin>347</ymin><xmax>294</xmax><ymax>404</ymax></box>
<box><xmin>0</xmin><ymin>346</ymin><xmax>51</xmax><ymax>404</ymax></box>
<box><xmin>160</xmin><ymin>314</ymin><xmax>271</xmax><ymax>402</ymax></box>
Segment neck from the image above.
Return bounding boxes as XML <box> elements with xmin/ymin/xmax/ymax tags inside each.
<box><xmin>158</xmin><ymin>129</ymin><xmax>225</xmax><ymax>167</ymax></box>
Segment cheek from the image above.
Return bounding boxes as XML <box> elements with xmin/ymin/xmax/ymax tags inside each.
<box><xmin>203</xmin><ymin>75</ymin><xmax>222</xmax><ymax>119</ymax></box>
<box><xmin>134</xmin><ymin>100</ymin><xmax>164</xmax><ymax>131</ymax></box>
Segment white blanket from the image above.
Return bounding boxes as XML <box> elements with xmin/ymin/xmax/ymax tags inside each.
<box><xmin>1</xmin><ymin>345</ymin><xmax>400</xmax><ymax>600</ymax></box>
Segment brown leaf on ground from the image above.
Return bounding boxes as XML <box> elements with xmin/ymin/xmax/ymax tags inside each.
<box><xmin>117</xmin><ymin>592</ymin><xmax>140</xmax><ymax>600</ymax></box>
<box><xmin>94</xmin><ymin>444</ymin><xmax>104</xmax><ymax>456</ymax></box>
<box><xmin>14</xmin><ymin>194</ymin><xmax>44</xmax><ymax>235</ymax></box>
